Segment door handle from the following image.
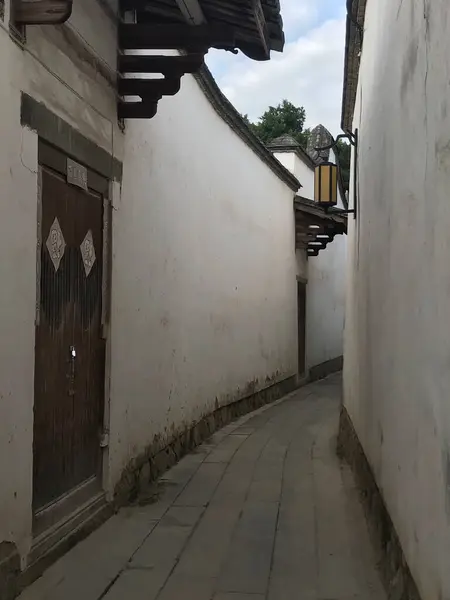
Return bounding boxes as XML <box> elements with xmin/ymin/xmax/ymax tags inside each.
<box><xmin>69</xmin><ymin>345</ymin><xmax>76</xmax><ymax>396</ymax></box>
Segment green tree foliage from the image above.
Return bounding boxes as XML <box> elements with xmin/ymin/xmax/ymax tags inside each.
<box><xmin>246</xmin><ymin>100</ymin><xmax>310</xmax><ymax>147</ymax></box>
<box><xmin>241</xmin><ymin>101</ymin><xmax>351</xmax><ymax>190</ymax></box>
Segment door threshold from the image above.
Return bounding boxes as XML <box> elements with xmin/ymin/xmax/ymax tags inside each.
<box><xmin>33</xmin><ymin>477</ymin><xmax>102</xmax><ymax>538</ymax></box>
<box><xmin>21</xmin><ymin>491</ymin><xmax>113</xmax><ymax>592</ymax></box>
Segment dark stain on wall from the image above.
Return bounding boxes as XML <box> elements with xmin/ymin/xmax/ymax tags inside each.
<box><xmin>114</xmin><ymin>374</ymin><xmax>298</xmax><ymax>505</ymax></box>
<box><xmin>400</xmin><ymin>37</ymin><xmax>419</xmax><ymax>104</ymax></box>
<box><xmin>0</xmin><ymin>542</ymin><xmax>20</xmax><ymax>600</ymax></box>
<box><xmin>337</xmin><ymin>406</ymin><xmax>422</xmax><ymax>600</ymax></box>
<box><xmin>309</xmin><ymin>356</ymin><xmax>343</xmax><ymax>383</ymax></box>
<box><xmin>443</xmin><ymin>447</ymin><xmax>450</xmax><ymax>519</ymax></box>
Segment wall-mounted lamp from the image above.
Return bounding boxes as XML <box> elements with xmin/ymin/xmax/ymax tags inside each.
<box><xmin>314</xmin><ymin>129</ymin><xmax>358</xmax><ymax>219</ymax></box>
<box><xmin>314</xmin><ymin>162</ymin><xmax>338</xmax><ymax>208</ymax></box>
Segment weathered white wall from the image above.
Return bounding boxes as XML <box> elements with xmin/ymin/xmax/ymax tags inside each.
<box><xmin>274</xmin><ymin>148</ymin><xmax>347</xmax><ymax>370</ymax></box>
<box><xmin>0</xmin><ymin>33</ymin><xmax>37</xmax><ymax>562</ymax></box>
<box><xmin>274</xmin><ymin>152</ymin><xmax>314</xmax><ymax>198</ymax></box>
<box><xmin>343</xmin><ymin>1</ymin><xmax>450</xmax><ymax>598</ymax></box>
<box><xmin>305</xmin><ymin>146</ymin><xmax>347</xmax><ymax>368</ymax></box>
<box><xmin>306</xmin><ymin>236</ymin><xmax>346</xmax><ymax>369</ymax></box>
<box><xmin>0</xmin><ymin>0</ymin><xmax>298</xmax><ymax>566</ymax></box>
<box><xmin>273</xmin><ymin>151</ymin><xmax>295</xmax><ymax>176</ymax></box>
<box><xmin>0</xmin><ymin>0</ymin><xmax>119</xmax><ymax>561</ymax></box>
<box><xmin>108</xmin><ymin>73</ymin><xmax>298</xmax><ymax>488</ymax></box>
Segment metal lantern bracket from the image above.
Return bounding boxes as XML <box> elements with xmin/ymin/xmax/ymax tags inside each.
<box><xmin>314</xmin><ymin>129</ymin><xmax>358</xmax><ymax>219</ymax></box>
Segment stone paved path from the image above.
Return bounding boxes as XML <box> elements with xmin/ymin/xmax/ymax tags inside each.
<box><xmin>20</xmin><ymin>375</ymin><xmax>386</xmax><ymax>600</ymax></box>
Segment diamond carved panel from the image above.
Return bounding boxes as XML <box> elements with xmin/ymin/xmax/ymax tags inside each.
<box><xmin>46</xmin><ymin>217</ymin><xmax>66</xmax><ymax>272</ymax></box>
<box><xmin>80</xmin><ymin>230</ymin><xmax>96</xmax><ymax>277</ymax></box>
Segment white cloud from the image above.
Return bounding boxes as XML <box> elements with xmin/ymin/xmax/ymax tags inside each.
<box><xmin>207</xmin><ymin>16</ymin><xmax>346</xmax><ymax>137</ymax></box>
<box><xmin>278</xmin><ymin>0</ymin><xmax>319</xmax><ymax>37</ymax></box>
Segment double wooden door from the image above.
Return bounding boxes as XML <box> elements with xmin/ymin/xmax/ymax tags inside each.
<box><xmin>33</xmin><ymin>165</ymin><xmax>106</xmax><ymax>511</ymax></box>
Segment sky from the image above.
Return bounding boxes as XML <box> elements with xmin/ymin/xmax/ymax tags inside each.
<box><xmin>206</xmin><ymin>0</ymin><xmax>346</xmax><ymax>137</ymax></box>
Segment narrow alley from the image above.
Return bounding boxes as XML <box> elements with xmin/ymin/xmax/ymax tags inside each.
<box><xmin>20</xmin><ymin>376</ymin><xmax>385</xmax><ymax>600</ymax></box>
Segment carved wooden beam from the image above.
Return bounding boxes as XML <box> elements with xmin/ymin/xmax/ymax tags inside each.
<box><xmin>14</xmin><ymin>0</ymin><xmax>72</xmax><ymax>24</ymax></box>
<box><xmin>118</xmin><ymin>101</ymin><xmax>158</xmax><ymax>120</ymax></box>
<box><xmin>119</xmin><ymin>23</ymin><xmax>235</xmax><ymax>50</ymax></box>
<box><xmin>175</xmin><ymin>0</ymin><xmax>205</xmax><ymax>25</ymax></box>
<box><xmin>118</xmin><ymin>76</ymin><xmax>181</xmax><ymax>98</ymax></box>
<box><xmin>117</xmin><ymin>21</ymin><xmax>235</xmax><ymax>120</ymax></box>
<box><xmin>251</xmin><ymin>0</ymin><xmax>270</xmax><ymax>60</ymax></box>
<box><xmin>118</xmin><ymin>53</ymin><xmax>205</xmax><ymax>75</ymax></box>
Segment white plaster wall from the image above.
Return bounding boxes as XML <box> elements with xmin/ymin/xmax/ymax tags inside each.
<box><xmin>343</xmin><ymin>1</ymin><xmax>450</xmax><ymax>598</ymax></box>
<box><xmin>274</xmin><ymin>152</ymin><xmax>314</xmax><ymax>198</ymax></box>
<box><xmin>305</xmin><ymin>146</ymin><xmax>347</xmax><ymax>369</ymax></box>
<box><xmin>292</xmin><ymin>155</ymin><xmax>315</xmax><ymax>199</ymax></box>
<box><xmin>0</xmin><ymin>31</ymin><xmax>38</xmax><ymax>561</ymax></box>
<box><xmin>273</xmin><ymin>151</ymin><xmax>295</xmax><ymax>175</ymax></box>
<box><xmin>306</xmin><ymin>236</ymin><xmax>346</xmax><ymax>369</ymax></box>
<box><xmin>0</xmin><ymin>0</ymin><xmax>119</xmax><ymax>560</ymax></box>
<box><xmin>274</xmin><ymin>148</ymin><xmax>347</xmax><ymax>370</ymax></box>
<box><xmin>0</xmin><ymin>0</ymin><xmax>297</xmax><ymax>563</ymax></box>
<box><xmin>108</xmin><ymin>74</ymin><xmax>298</xmax><ymax>487</ymax></box>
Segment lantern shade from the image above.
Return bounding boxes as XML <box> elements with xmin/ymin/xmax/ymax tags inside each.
<box><xmin>314</xmin><ymin>162</ymin><xmax>338</xmax><ymax>207</ymax></box>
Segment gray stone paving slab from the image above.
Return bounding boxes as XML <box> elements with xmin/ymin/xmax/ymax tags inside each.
<box><xmin>217</xmin><ymin>536</ymin><xmax>274</xmax><ymax>595</ymax></box>
<box><xmin>268</xmin><ymin>577</ymin><xmax>316</xmax><ymax>600</ymax></box>
<box><xmin>174</xmin><ymin>461</ymin><xmax>227</xmax><ymax>507</ymax></box>
<box><xmin>205</xmin><ymin>433</ymin><xmax>249</xmax><ymax>463</ymax></box>
<box><xmin>246</xmin><ymin>476</ymin><xmax>282</xmax><ymax>503</ymax></box>
<box><xmin>157</xmin><ymin>575</ymin><xmax>216</xmax><ymax>600</ymax></box>
<box><xmin>217</xmin><ymin>501</ymin><xmax>279</xmax><ymax>594</ymax></box>
<box><xmin>19</xmin><ymin>375</ymin><xmax>386</xmax><ymax>600</ymax></box>
<box><xmin>171</xmin><ymin>505</ymin><xmax>242</xmax><ymax>579</ymax></box>
<box><xmin>102</xmin><ymin>569</ymin><xmax>168</xmax><ymax>600</ymax></box>
<box><xmin>130</xmin><ymin>506</ymin><xmax>204</xmax><ymax>568</ymax></box>
<box><xmin>19</xmin><ymin>507</ymin><xmax>160</xmax><ymax>600</ymax></box>
<box><xmin>214</xmin><ymin>594</ymin><xmax>265</xmax><ymax>600</ymax></box>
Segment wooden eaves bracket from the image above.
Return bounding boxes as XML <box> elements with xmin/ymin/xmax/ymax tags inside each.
<box><xmin>14</xmin><ymin>0</ymin><xmax>73</xmax><ymax>24</ymax></box>
<box><xmin>118</xmin><ymin>23</ymin><xmax>236</xmax><ymax>119</ymax></box>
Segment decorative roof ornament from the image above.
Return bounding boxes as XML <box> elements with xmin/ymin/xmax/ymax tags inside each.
<box><xmin>307</xmin><ymin>125</ymin><xmax>334</xmax><ymax>164</ymax></box>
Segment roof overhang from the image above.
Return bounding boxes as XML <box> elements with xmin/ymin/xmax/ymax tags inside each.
<box><xmin>121</xmin><ymin>0</ymin><xmax>285</xmax><ymax>60</ymax></box>
<box><xmin>14</xmin><ymin>0</ymin><xmax>73</xmax><ymax>24</ymax></box>
<box><xmin>341</xmin><ymin>0</ymin><xmax>367</xmax><ymax>132</ymax></box>
<box><xmin>295</xmin><ymin>196</ymin><xmax>347</xmax><ymax>257</ymax></box>
<box><xmin>119</xmin><ymin>0</ymin><xmax>287</xmax><ymax>118</ymax></box>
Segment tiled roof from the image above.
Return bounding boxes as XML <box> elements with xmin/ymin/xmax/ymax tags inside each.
<box><xmin>341</xmin><ymin>0</ymin><xmax>367</xmax><ymax>131</ymax></box>
<box><xmin>132</xmin><ymin>0</ymin><xmax>285</xmax><ymax>60</ymax></box>
<box><xmin>267</xmin><ymin>135</ymin><xmax>316</xmax><ymax>169</ymax></box>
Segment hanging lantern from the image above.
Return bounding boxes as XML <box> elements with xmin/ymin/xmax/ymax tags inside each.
<box><xmin>314</xmin><ymin>162</ymin><xmax>338</xmax><ymax>208</ymax></box>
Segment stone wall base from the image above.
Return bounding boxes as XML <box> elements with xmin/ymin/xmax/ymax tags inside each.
<box><xmin>309</xmin><ymin>355</ymin><xmax>343</xmax><ymax>383</ymax></box>
<box><xmin>115</xmin><ymin>374</ymin><xmax>298</xmax><ymax>503</ymax></box>
<box><xmin>337</xmin><ymin>405</ymin><xmax>422</xmax><ymax>600</ymax></box>
<box><xmin>0</xmin><ymin>543</ymin><xmax>20</xmax><ymax>600</ymax></box>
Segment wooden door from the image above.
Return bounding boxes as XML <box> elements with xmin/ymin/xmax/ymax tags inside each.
<box><xmin>297</xmin><ymin>281</ymin><xmax>306</xmax><ymax>376</ymax></box>
<box><xmin>33</xmin><ymin>167</ymin><xmax>105</xmax><ymax>511</ymax></box>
